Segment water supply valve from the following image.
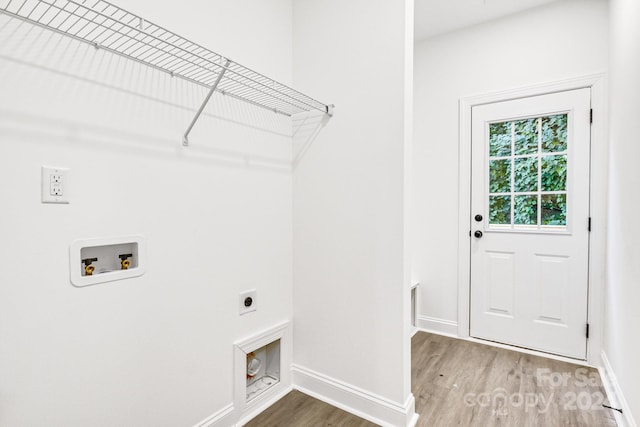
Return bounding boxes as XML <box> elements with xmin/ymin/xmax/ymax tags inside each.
<box><xmin>119</xmin><ymin>253</ymin><xmax>132</xmax><ymax>270</ymax></box>
<box><xmin>82</xmin><ymin>257</ymin><xmax>98</xmax><ymax>276</ymax></box>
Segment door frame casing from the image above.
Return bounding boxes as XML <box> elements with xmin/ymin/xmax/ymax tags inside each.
<box><xmin>457</xmin><ymin>74</ymin><xmax>608</xmax><ymax>365</ymax></box>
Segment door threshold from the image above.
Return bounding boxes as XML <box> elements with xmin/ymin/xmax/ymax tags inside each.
<box><xmin>466</xmin><ymin>335</ymin><xmax>591</xmax><ymax>366</ymax></box>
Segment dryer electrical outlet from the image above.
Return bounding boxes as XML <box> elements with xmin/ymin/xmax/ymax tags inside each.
<box><xmin>41</xmin><ymin>166</ymin><xmax>69</xmax><ymax>204</ymax></box>
<box><xmin>239</xmin><ymin>290</ymin><xmax>257</xmax><ymax>315</ymax></box>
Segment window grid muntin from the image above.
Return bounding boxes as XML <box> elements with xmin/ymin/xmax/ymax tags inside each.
<box><xmin>487</xmin><ymin>114</ymin><xmax>568</xmax><ymax>230</ymax></box>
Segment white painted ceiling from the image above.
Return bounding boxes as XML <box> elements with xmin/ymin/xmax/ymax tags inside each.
<box><xmin>414</xmin><ymin>0</ymin><xmax>562</xmax><ymax>41</ymax></box>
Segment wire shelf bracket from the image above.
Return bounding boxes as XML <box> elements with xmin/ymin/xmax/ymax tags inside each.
<box><xmin>182</xmin><ymin>58</ymin><xmax>230</xmax><ymax>147</ymax></box>
<box><xmin>0</xmin><ymin>0</ymin><xmax>334</xmax><ymax>146</ymax></box>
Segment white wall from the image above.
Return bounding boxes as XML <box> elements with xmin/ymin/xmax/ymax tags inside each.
<box><xmin>413</xmin><ymin>0</ymin><xmax>609</xmax><ymax>330</ymax></box>
<box><xmin>0</xmin><ymin>1</ymin><xmax>294</xmax><ymax>426</ymax></box>
<box><xmin>292</xmin><ymin>0</ymin><xmax>415</xmax><ymax>425</ymax></box>
<box><xmin>606</xmin><ymin>0</ymin><xmax>640</xmax><ymax>423</ymax></box>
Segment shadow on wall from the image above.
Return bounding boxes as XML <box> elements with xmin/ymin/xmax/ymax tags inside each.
<box><xmin>292</xmin><ymin>109</ymin><xmax>330</xmax><ymax>168</ymax></box>
<box><xmin>0</xmin><ymin>15</ymin><xmax>294</xmax><ymax>173</ymax></box>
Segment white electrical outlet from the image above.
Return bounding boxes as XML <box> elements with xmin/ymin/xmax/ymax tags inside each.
<box><xmin>42</xmin><ymin>166</ymin><xmax>69</xmax><ymax>204</ymax></box>
<box><xmin>239</xmin><ymin>289</ymin><xmax>257</xmax><ymax>315</ymax></box>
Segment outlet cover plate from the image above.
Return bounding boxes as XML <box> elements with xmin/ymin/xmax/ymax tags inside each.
<box><xmin>239</xmin><ymin>289</ymin><xmax>257</xmax><ymax>315</ymax></box>
<box><xmin>42</xmin><ymin>166</ymin><xmax>69</xmax><ymax>204</ymax></box>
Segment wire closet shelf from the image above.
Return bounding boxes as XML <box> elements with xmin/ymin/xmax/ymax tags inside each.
<box><xmin>0</xmin><ymin>0</ymin><xmax>333</xmax><ymax>145</ymax></box>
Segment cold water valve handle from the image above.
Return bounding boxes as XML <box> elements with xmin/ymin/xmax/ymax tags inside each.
<box><xmin>119</xmin><ymin>253</ymin><xmax>132</xmax><ymax>270</ymax></box>
<box><xmin>82</xmin><ymin>257</ymin><xmax>98</xmax><ymax>276</ymax></box>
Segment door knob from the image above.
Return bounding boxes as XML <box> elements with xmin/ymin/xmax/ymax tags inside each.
<box><xmin>475</xmin><ymin>214</ymin><xmax>483</xmax><ymax>222</ymax></box>
<box><xmin>474</xmin><ymin>230</ymin><xmax>483</xmax><ymax>238</ymax></box>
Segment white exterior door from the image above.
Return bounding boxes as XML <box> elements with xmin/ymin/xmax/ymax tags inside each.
<box><xmin>470</xmin><ymin>88</ymin><xmax>591</xmax><ymax>359</ymax></box>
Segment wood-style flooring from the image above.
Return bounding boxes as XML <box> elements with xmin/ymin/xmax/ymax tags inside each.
<box><xmin>412</xmin><ymin>332</ymin><xmax>617</xmax><ymax>427</ymax></box>
<box><xmin>245</xmin><ymin>332</ymin><xmax>618</xmax><ymax>426</ymax></box>
<box><xmin>244</xmin><ymin>389</ymin><xmax>377</xmax><ymax>427</ymax></box>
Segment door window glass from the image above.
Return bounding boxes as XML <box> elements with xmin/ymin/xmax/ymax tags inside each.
<box><xmin>488</xmin><ymin>114</ymin><xmax>568</xmax><ymax>229</ymax></box>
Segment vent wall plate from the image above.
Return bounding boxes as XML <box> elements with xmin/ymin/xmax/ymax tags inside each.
<box><xmin>245</xmin><ymin>339</ymin><xmax>280</xmax><ymax>402</ymax></box>
<box><xmin>233</xmin><ymin>321</ymin><xmax>291</xmax><ymax>419</ymax></box>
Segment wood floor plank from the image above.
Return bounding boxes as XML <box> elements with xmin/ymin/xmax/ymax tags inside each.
<box><xmin>245</xmin><ymin>332</ymin><xmax>618</xmax><ymax>426</ymax></box>
<box><xmin>244</xmin><ymin>390</ymin><xmax>378</xmax><ymax>427</ymax></box>
<box><xmin>412</xmin><ymin>332</ymin><xmax>618</xmax><ymax>427</ymax></box>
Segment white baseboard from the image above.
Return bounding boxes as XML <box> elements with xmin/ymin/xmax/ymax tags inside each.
<box><xmin>599</xmin><ymin>351</ymin><xmax>637</xmax><ymax>427</ymax></box>
<box><xmin>292</xmin><ymin>364</ymin><xmax>418</xmax><ymax>427</ymax></box>
<box><xmin>192</xmin><ymin>386</ymin><xmax>293</xmax><ymax>427</ymax></box>
<box><xmin>236</xmin><ymin>385</ymin><xmax>292</xmax><ymax>427</ymax></box>
<box><xmin>192</xmin><ymin>403</ymin><xmax>235</xmax><ymax>427</ymax></box>
<box><xmin>416</xmin><ymin>315</ymin><xmax>458</xmax><ymax>337</ymax></box>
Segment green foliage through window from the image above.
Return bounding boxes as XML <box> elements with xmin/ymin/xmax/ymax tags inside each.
<box><xmin>489</xmin><ymin>160</ymin><xmax>511</xmax><ymax>193</ymax></box>
<box><xmin>514</xmin><ymin>119</ymin><xmax>538</xmax><ymax>155</ymax></box>
<box><xmin>489</xmin><ymin>122</ymin><xmax>511</xmax><ymax>157</ymax></box>
<box><xmin>489</xmin><ymin>196</ymin><xmax>511</xmax><ymax>225</ymax></box>
<box><xmin>542</xmin><ymin>115</ymin><xmax>568</xmax><ymax>153</ymax></box>
<box><xmin>542</xmin><ymin>194</ymin><xmax>567</xmax><ymax>226</ymax></box>
<box><xmin>514</xmin><ymin>196</ymin><xmax>538</xmax><ymax>225</ymax></box>
<box><xmin>488</xmin><ymin>114</ymin><xmax>568</xmax><ymax>227</ymax></box>
<box><xmin>541</xmin><ymin>155</ymin><xmax>567</xmax><ymax>192</ymax></box>
<box><xmin>514</xmin><ymin>157</ymin><xmax>538</xmax><ymax>192</ymax></box>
